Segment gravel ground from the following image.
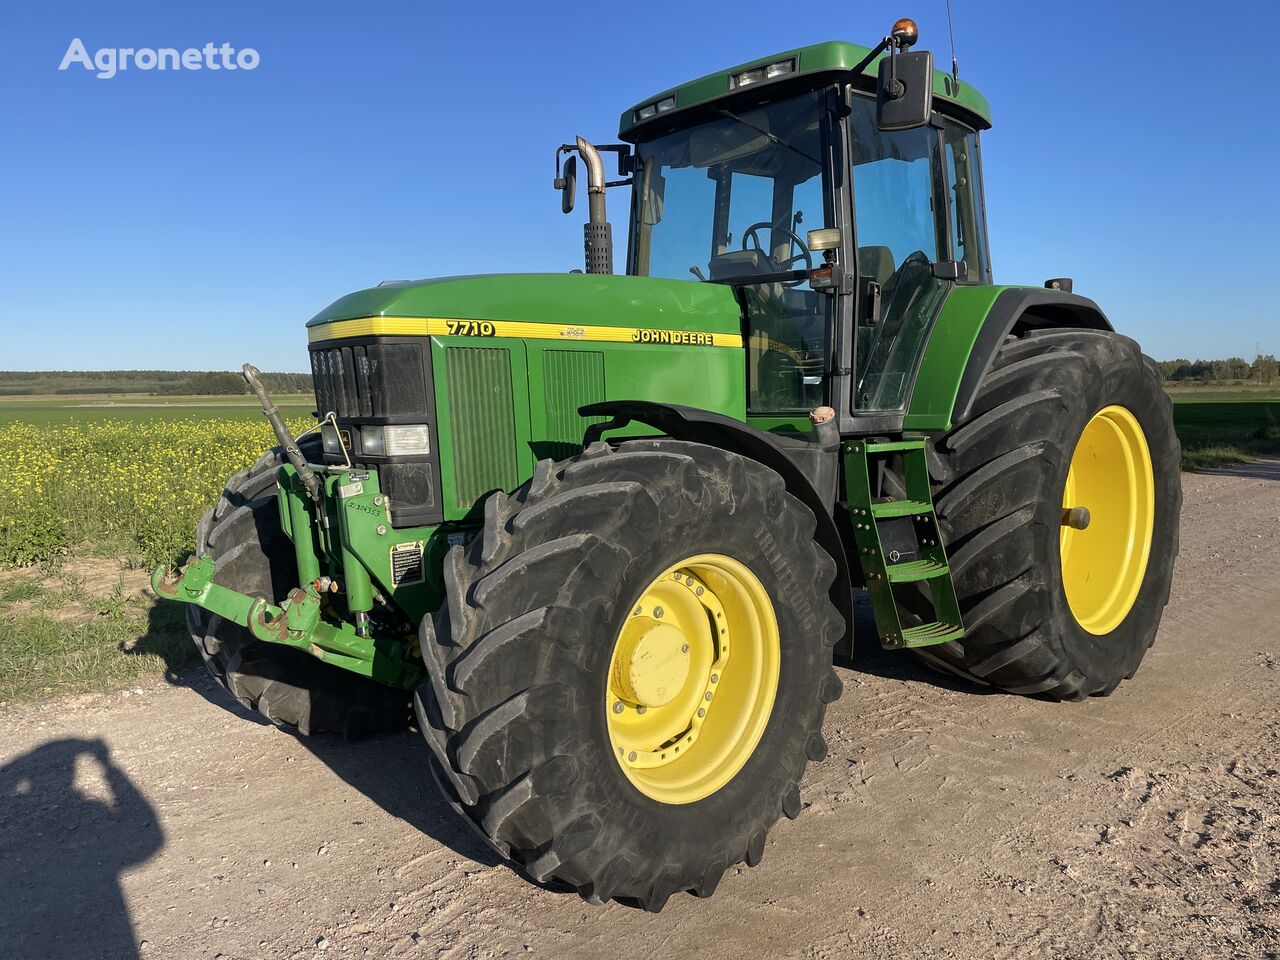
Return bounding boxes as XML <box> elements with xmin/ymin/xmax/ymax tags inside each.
<box><xmin>1</xmin><ymin>460</ymin><xmax>1278</xmax><ymax>960</ymax></box>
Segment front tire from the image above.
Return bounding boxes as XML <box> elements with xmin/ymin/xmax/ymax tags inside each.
<box><xmin>910</xmin><ymin>329</ymin><xmax>1181</xmax><ymax>699</ymax></box>
<box><xmin>416</xmin><ymin>440</ymin><xmax>843</xmax><ymax>909</ymax></box>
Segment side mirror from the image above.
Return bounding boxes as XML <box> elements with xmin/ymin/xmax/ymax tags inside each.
<box><xmin>876</xmin><ymin>50</ymin><xmax>933</xmax><ymax>130</ymax></box>
<box><xmin>556</xmin><ymin>154</ymin><xmax>577</xmax><ymax>214</ymax></box>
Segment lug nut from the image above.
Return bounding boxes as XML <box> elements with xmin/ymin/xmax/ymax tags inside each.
<box><xmin>697</xmin><ymin>707</ymin><xmax>706</xmax><ymax>718</ymax></box>
<box><xmin>681</xmin><ymin>643</ymin><xmax>689</xmax><ymax>654</ymax></box>
<box><xmin>636</xmin><ymin>705</ymin><xmax>647</xmax><ymax>715</ymax></box>
<box><xmin>628</xmin><ymin>751</ymin><xmax>638</xmax><ymax>762</ymax></box>
<box><xmin>653</xmin><ymin>606</ymin><xmax>664</xmax><ymax>619</ymax></box>
<box><xmin>612</xmin><ymin>701</ymin><xmax>624</xmax><ymax>714</ymax></box>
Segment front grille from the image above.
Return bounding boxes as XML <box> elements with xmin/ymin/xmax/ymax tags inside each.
<box><xmin>310</xmin><ymin>342</ymin><xmax>429</xmax><ymax>421</ymax></box>
<box><xmin>445</xmin><ymin>346</ymin><xmax>519</xmax><ymax>508</ymax></box>
<box><xmin>543</xmin><ymin>349</ymin><xmax>607</xmax><ymax>461</ymax></box>
<box><xmin>310</xmin><ymin>338</ymin><xmax>442</xmax><ymax>527</ymax></box>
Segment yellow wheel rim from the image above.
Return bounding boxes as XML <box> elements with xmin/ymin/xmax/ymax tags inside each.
<box><xmin>605</xmin><ymin>554</ymin><xmax>780</xmax><ymax>805</ymax></box>
<box><xmin>1060</xmin><ymin>405</ymin><xmax>1155</xmax><ymax>635</ymax></box>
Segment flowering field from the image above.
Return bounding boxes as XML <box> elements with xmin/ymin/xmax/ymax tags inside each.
<box><xmin>0</xmin><ymin>417</ymin><xmax>309</xmax><ymax>568</ymax></box>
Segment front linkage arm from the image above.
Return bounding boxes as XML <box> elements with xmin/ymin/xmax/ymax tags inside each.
<box><xmin>152</xmin><ymin>556</ymin><xmax>423</xmax><ymax>689</ymax></box>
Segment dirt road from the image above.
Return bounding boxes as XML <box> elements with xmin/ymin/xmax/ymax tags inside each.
<box><xmin>3</xmin><ymin>462</ymin><xmax>1278</xmax><ymax>960</ymax></box>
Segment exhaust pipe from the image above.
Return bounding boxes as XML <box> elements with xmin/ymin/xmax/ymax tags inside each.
<box><xmin>575</xmin><ymin>136</ymin><xmax>613</xmax><ymax>275</ymax></box>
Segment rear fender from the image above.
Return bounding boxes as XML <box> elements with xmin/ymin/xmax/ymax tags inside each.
<box><xmin>904</xmin><ymin>286</ymin><xmax>1114</xmax><ymax>431</ymax></box>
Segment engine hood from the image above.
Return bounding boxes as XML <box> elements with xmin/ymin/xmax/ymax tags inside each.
<box><xmin>307</xmin><ymin>273</ymin><xmax>743</xmax><ymax>337</ymax></box>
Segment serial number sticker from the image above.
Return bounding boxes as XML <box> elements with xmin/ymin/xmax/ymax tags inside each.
<box><xmin>390</xmin><ymin>540</ymin><xmax>426</xmax><ymax>587</ymax></box>
<box><xmin>445</xmin><ymin>319</ymin><xmax>496</xmax><ymax>337</ymax></box>
<box><xmin>446</xmin><ymin>532</ymin><xmax>467</xmax><ymax>547</ymax></box>
<box><xmin>559</xmin><ymin>326</ymin><xmax>587</xmax><ymax>340</ymax></box>
<box><xmin>337</xmin><ymin>480</ymin><xmax>364</xmax><ymax>498</ymax></box>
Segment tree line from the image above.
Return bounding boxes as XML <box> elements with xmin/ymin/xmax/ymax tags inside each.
<box><xmin>1158</xmin><ymin>355</ymin><xmax>1278</xmax><ymax>385</ymax></box>
<box><xmin>0</xmin><ymin>370</ymin><xmax>312</xmax><ymax>396</ymax></box>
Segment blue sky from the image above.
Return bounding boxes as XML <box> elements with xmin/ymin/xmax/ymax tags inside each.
<box><xmin>1</xmin><ymin>0</ymin><xmax>1275</xmax><ymax>371</ymax></box>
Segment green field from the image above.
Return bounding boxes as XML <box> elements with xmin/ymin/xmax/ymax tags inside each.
<box><xmin>1167</xmin><ymin>388</ymin><xmax>1280</xmax><ymax>470</ymax></box>
<box><xmin>0</xmin><ymin>394</ymin><xmax>314</xmax><ymax>426</ymax></box>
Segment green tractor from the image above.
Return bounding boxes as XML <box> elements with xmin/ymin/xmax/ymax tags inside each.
<box><xmin>156</xmin><ymin>18</ymin><xmax>1181</xmax><ymax>910</ymax></box>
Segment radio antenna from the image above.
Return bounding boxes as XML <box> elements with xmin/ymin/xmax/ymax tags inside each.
<box><xmin>944</xmin><ymin>0</ymin><xmax>960</xmax><ymax>87</ymax></box>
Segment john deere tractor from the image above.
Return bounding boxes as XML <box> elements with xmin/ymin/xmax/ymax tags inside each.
<box><xmin>156</xmin><ymin>19</ymin><xmax>1181</xmax><ymax>910</ymax></box>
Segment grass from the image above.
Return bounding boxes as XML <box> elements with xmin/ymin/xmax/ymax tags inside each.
<box><xmin>0</xmin><ymin>564</ymin><xmax>197</xmax><ymax>705</ymax></box>
<box><xmin>1169</xmin><ymin>391</ymin><xmax>1280</xmax><ymax>470</ymax></box>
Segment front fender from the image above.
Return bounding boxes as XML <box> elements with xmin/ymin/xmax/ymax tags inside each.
<box><xmin>581</xmin><ymin>400</ymin><xmax>854</xmax><ymax>657</ymax></box>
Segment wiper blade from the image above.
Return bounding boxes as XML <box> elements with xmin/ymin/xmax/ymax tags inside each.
<box><xmin>711</xmin><ymin>108</ymin><xmax>821</xmax><ymax>167</ymax></box>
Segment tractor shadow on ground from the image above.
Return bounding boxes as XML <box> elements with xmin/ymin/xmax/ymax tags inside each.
<box><xmin>132</xmin><ymin>603</ymin><xmax>508</xmax><ymax>870</ymax></box>
<box><xmin>837</xmin><ymin>590</ymin><xmax>1000</xmax><ymax>697</ymax></box>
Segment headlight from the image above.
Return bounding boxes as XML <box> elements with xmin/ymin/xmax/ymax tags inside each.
<box><xmin>731</xmin><ymin>58</ymin><xmax>795</xmax><ymax>89</ymax></box>
<box><xmin>321</xmin><ymin>421</ymin><xmax>343</xmax><ymax>455</ymax></box>
<box><xmin>361</xmin><ymin>426</ymin><xmax>384</xmax><ymax>456</ymax></box>
<box><xmin>384</xmin><ymin>424</ymin><xmax>430</xmax><ymax>456</ymax></box>
<box><xmin>635</xmin><ymin>96</ymin><xmax>675</xmax><ymax>122</ymax></box>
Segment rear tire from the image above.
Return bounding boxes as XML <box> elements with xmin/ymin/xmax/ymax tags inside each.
<box><xmin>186</xmin><ymin>443</ymin><xmax>413</xmax><ymax>736</ymax></box>
<box><xmin>909</xmin><ymin>330</ymin><xmax>1181</xmax><ymax>699</ymax></box>
<box><xmin>416</xmin><ymin>440</ymin><xmax>843</xmax><ymax>909</ymax></box>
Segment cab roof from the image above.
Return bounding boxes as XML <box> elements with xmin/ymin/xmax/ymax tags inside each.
<box><xmin>618</xmin><ymin>39</ymin><xmax>991</xmax><ymax>142</ymax></box>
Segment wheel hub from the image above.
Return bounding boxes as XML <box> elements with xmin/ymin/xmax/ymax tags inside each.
<box><xmin>612</xmin><ymin>622</ymin><xmax>691</xmax><ymax>708</ymax></box>
<box><xmin>605</xmin><ymin>555</ymin><xmax>779</xmax><ymax>805</ymax></box>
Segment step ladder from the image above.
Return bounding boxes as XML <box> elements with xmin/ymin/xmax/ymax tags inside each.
<box><xmin>844</xmin><ymin>437</ymin><xmax>965</xmax><ymax>650</ymax></box>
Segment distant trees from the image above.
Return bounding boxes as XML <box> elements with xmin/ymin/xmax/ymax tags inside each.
<box><xmin>1160</xmin><ymin>355</ymin><xmax>1278</xmax><ymax>385</ymax></box>
<box><xmin>0</xmin><ymin>370</ymin><xmax>313</xmax><ymax>396</ymax></box>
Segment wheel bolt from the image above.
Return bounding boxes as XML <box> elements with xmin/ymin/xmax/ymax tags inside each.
<box><xmin>628</xmin><ymin>751</ymin><xmax>638</xmax><ymax>762</ymax></box>
<box><xmin>681</xmin><ymin>643</ymin><xmax>689</xmax><ymax>654</ymax></box>
<box><xmin>697</xmin><ymin>707</ymin><xmax>706</xmax><ymax>718</ymax></box>
<box><xmin>636</xmin><ymin>705</ymin><xmax>647</xmax><ymax>715</ymax></box>
<box><xmin>653</xmin><ymin>606</ymin><xmax>664</xmax><ymax>619</ymax></box>
<box><xmin>705</xmin><ymin>691</ymin><xmax>713</xmax><ymax>701</ymax></box>
<box><xmin>612</xmin><ymin>701</ymin><xmax>624</xmax><ymax>714</ymax></box>
<box><xmin>633</xmin><ymin>605</ymin><xmax>642</xmax><ymax>616</ymax></box>
<box><xmin>710</xmin><ymin>673</ymin><xmax>718</xmax><ymax>683</ymax></box>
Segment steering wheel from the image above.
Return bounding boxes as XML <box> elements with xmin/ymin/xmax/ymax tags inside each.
<box><xmin>742</xmin><ymin>221</ymin><xmax>813</xmax><ymax>287</ymax></box>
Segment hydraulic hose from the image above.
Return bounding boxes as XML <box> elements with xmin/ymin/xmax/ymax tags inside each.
<box><xmin>242</xmin><ymin>363</ymin><xmax>323</xmax><ymax>504</ymax></box>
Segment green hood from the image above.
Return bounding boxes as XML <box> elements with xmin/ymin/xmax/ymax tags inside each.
<box><xmin>308</xmin><ymin>273</ymin><xmax>743</xmax><ymax>336</ymax></box>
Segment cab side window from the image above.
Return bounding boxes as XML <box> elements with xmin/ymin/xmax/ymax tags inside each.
<box><xmin>941</xmin><ymin>120</ymin><xmax>991</xmax><ymax>284</ymax></box>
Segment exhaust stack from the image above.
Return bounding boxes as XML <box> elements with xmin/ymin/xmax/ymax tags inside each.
<box><xmin>575</xmin><ymin>136</ymin><xmax>613</xmax><ymax>275</ymax></box>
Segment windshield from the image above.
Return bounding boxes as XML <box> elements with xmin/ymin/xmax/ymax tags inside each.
<box><xmin>628</xmin><ymin>91</ymin><xmax>833</xmax><ymax>414</ymax></box>
<box><xmin>629</xmin><ymin>90</ymin><xmax>827</xmax><ymax>282</ymax></box>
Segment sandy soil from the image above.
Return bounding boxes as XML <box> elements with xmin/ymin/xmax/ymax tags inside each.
<box><xmin>2</xmin><ymin>461</ymin><xmax>1278</xmax><ymax>960</ymax></box>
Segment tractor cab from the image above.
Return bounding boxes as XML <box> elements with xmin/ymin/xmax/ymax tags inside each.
<box><xmin>562</xmin><ymin>24</ymin><xmax>993</xmax><ymax>426</ymax></box>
